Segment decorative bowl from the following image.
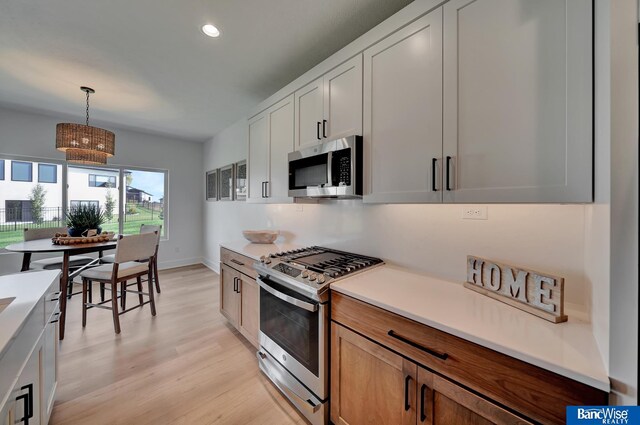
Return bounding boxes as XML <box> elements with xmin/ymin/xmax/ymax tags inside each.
<box><xmin>242</xmin><ymin>230</ymin><xmax>279</xmax><ymax>244</ymax></box>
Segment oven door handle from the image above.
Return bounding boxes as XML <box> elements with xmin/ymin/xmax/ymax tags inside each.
<box><xmin>257</xmin><ymin>277</ymin><xmax>318</xmax><ymax>312</ymax></box>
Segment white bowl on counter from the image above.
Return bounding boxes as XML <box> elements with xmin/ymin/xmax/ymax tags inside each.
<box><xmin>242</xmin><ymin>230</ymin><xmax>279</xmax><ymax>244</ymax></box>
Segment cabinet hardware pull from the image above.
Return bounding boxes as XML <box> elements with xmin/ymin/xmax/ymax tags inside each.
<box><xmin>388</xmin><ymin>330</ymin><xmax>449</xmax><ymax>361</ymax></box>
<box><xmin>261</xmin><ymin>181</ymin><xmax>266</xmax><ymax>198</ymax></box>
<box><xmin>233</xmin><ymin>277</ymin><xmax>238</xmax><ymax>292</ymax></box>
<box><xmin>445</xmin><ymin>156</ymin><xmax>453</xmax><ymax>191</ymax></box>
<box><xmin>431</xmin><ymin>158</ymin><xmax>438</xmax><ymax>191</ymax></box>
<box><xmin>265</xmin><ymin>181</ymin><xmax>269</xmax><ymax>198</ymax></box>
<box><xmin>231</xmin><ymin>259</ymin><xmax>245</xmax><ymax>266</ymax></box>
<box><xmin>237</xmin><ymin>278</ymin><xmax>241</xmax><ymax>293</ymax></box>
<box><xmin>404</xmin><ymin>375</ymin><xmax>412</xmax><ymax>411</ymax></box>
<box><xmin>317</xmin><ymin>122</ymin><xmax>322</xmax><ymax>140</ymax></box>
<box><xmin>322</xmin><ymin>120</ymin><xmax>327</xmax><ymax>138</ymax></box>
<box><xmin>50</xmin><ymin>297</ymin><xmax>60</xmax><ymax>302</ymax></box>
<box><xmin>420</xmin><ymin>383</ymin><xmax>428</xmax><ymax>422</ymax></box>
<box><xmin>16</xmin><ymin>383</ymin><xmax>33</xmax><ymax>424</ymax></box>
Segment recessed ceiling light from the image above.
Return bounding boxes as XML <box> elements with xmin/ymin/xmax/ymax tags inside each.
<box><xmin>202</xmin><ymin>24</ymin><xmax>220</xmax><ymax>38</ymax></box>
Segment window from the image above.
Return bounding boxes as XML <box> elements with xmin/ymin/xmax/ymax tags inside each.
<box><xmin>38</xmin><ymin>163</ymin><xmax>57</xmax><ymax>183</ymax></box>
<box><xmin>0</xmin><ymin>160</ymin><xmax>4</xmax><ymax>180</ymax></box>
<box><xmin>123</xmin><ymin>169</ymin><xmax>166</xmax><ymax>236</ymax></box>
<box><xmin>11</xmin><ymin>161</ymin><xmax>32</xmax><ymax>182</ymax></box>
<box><xmin>70</xmin><ymin>200</ymin><xmax>99</xmax><ymax>209</ymax></box>
<box><xmin>4</xmin><ymin>200</ymin><xmax>33</xmax><ymax>222</ymax></box>
<box><xmin>89</xmin><ymin>174</ymin><xmax>117</xmax><ymax>188</ymax></box>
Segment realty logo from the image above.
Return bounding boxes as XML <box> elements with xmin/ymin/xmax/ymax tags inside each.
<box><xmin>567</xmin><ymin>406</ymin><xmax>639</xmax><ymax>425</ymax></box>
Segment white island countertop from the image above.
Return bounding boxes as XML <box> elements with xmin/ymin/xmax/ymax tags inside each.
<box><xmin>0</xmin><ymin>270</ymin><xmax>60</xmax><ymax>358</ymax></box>
<box><xmin>331</xmin><ymin>265</ymin><xmax>610</xmax><ymax>392</ymax></box>
<box><xmin>220</xmin><ymin>240</ymin><xmax>304</xmax><ymax>261</ymax></box>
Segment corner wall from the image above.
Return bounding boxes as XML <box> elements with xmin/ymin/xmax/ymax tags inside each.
<box><xmin>0</xmin><ymin>106</ymin><xmax>204</xmax><ymax>274</ymax></box>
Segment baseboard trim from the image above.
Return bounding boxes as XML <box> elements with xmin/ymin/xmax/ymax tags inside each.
<box><xmin>158</xmin><ymin>257</ymin><xmax>203</xmax><ymax>271</ymax></box>
<box><xmin>202</xmin><ymin>258</ymin><xmax>219</xmax><ymax>274</ymax></box>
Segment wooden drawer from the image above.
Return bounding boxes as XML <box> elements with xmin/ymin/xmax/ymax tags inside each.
<box><xmin>331</xmin><ymin>292</ymin><xmax>608</xmax><ymax>425</ymax></box>
<box><xmin>220</xmin><ymin>248</ymin><xmax>258</xmax><ymax>279</ymax></box>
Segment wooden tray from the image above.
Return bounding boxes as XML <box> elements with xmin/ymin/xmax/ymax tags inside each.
<box><xmin>52</xmin><ymin>232</ymin><xmax>117</xmax><ymax>245</ymax></box>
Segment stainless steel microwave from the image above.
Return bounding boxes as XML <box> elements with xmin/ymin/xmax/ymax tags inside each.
<box><xmin>288</xmin><ymin>135</ymin><xmax>363</xmax><ymax>199</ymax></box>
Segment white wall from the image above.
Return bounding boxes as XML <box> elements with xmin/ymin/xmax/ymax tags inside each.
<box><xmin>0</xmin><ymin>106</ymin><xmax>203</xmax><ymax>274</ymax></box>
<box><xmin>203</xmin><ymin>119</ymin><xmax>593</xmax><ymax>319</ymax></box>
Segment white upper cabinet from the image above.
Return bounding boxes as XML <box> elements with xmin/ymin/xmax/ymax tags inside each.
<box><xmin>247</xmin><ymin>113</ymin><xmax>269</xmax><ymax>202</ymax></box>
<box><xmin>442</xmin><ymin>0</ymin><xmax>593</xmax><ymax>203</ymax></box>
<box><xmin>268</xmin><ymin>95</ymin><xmax>295</xmax><ymax>201</ymax></box>
<box><xmin>323</xmin><ymin>56</ymin><xmax>363</xmax><ymax>141</ymax></box>
<box><xmin>363</xmin><ymin>9</ymin><xmax>443</xmax><ymax>203</ymax></box>
<box><xmin>295</xmin><ymin>55</ymin><xmax>363</xmax><ymax>149</ymax></box>
<box><xmin>247</xmin><ymin>95</ymin><xmax>294</xmax><ymax>203</ymax></box>
<box><xmin>295</xmin><ymin>77</ymin><xmax>324</xmax><ymax>149</ymax></box>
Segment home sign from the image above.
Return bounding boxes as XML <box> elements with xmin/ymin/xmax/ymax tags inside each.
<box><xmin>464</xmin><ymin>256</ymin><xmax>567</xmax><ymax>323</ymax></box>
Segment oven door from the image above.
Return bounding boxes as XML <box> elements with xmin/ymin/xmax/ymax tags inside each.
<box><xmin>257</xmin><ymin>276</ymin><xmax>328</xmax><ymax>399</ymax></box>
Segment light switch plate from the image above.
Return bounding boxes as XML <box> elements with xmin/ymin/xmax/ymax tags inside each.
<box><xmin>462</xmin><ymin>206</ymin><xmax>488</xmax><ymax>220</ymax></box>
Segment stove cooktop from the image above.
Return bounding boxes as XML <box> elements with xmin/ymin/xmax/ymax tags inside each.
<box><xmin>254</xmin><ymin>246</ymin><xmax>383</xmax><ymax>300</ymax></box>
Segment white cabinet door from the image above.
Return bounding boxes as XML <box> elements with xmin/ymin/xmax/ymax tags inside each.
<box><xmin>324</xmin><ymin>55</ymin><xmax>363</xmax><ymax>141</ymax></box>
<box><xmin>363</xmin><ymin>9</ymin><xmax>443</xmax><ymax>203</ymax></box>
<box><xmin>41</xmin><ymin>321</ymin><xmax>57</xmax><ymax>424</ymax></box>
<box><xmin>247</xmin><ymin>113</ymin><xmax>269</xmax><ymax>202</ymax></box>
<box><xmin>442</xmin><ymin>0</ymin><xmax>592</xmax><ymax>203</ymax></box>
<box><xmin>294</xmin><ymin>77</ymin><xmax>324</xmax><ymax>149</ymax></box>
<box><xmin>267</xmin><ymin>95</ymin><xmax>295</xmax><ymax>201</ymax></box>
<box><xmin>14</xmin><ymin>344</ymin><xmax>41</xmax><ymax>425</ymax></box>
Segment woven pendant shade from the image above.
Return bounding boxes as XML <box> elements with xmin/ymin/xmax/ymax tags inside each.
<box><xmin>56</xmin><ymin>123</ymin><xmax>115</xmax><ymax>156</ymax></box>
<box><xmin>65</xmin><ymin>148</ymin><xmax>109</xmax><ymax>165</ymax></box>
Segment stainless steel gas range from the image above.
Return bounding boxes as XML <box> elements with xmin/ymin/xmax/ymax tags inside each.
<box><xmin>254</xmin><ymin>246</ymin><xmax>383</xmax><ymax>425</ymax></box>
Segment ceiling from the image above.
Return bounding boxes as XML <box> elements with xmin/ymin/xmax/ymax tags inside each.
<box><xmin>0</xmin><ymin>0</ymin><xmax>413</xmax><ymax>142</ymax></box>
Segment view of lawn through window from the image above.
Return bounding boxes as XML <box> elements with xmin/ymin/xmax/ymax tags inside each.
<box><xmin>0</xmin><ymin>157</ymin><xmax>166</xmax><ymax>249</ymax></box>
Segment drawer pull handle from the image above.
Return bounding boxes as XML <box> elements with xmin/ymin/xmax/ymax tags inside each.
<box><xmin>230</xmin><ymin>259</ymin><xmax>245</xmax><ymax>266</ymax></box>
<box><xmin>404</xmin><ymin>375</ymin><xmax>412</xmax><ymax>411</ymax></box>
<box><xmin>420</xmin><ymin>384</ymin><xmax>428</xmax><ymax>422</ymax></box>
<box><xmin>388</xmin><ymin>330</ymin><xmax>449</xmax><ymax>361</ymax></box>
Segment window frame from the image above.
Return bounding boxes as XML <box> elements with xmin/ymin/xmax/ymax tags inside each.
<box><xmin>38</xmin><ymin>163</ymin><xmax>58</xmax><ymax>184</ymax></box>
<box><xmin>88</xmin><ymin>174</ymin><xmax>117</xmax><ymax>188</ymax></box>
<box><xmin>0</xmin><ymin>154</ymin><xmax>169</xmax><ymax>252</ymax></box>
<box><xmin>70</xmin><ymin>200</ymin><xmax>100</xmax><ymax>209</ymax></box>
<box><xmin>0</xmin><ymin>159</ymin><xmax>4</xmax><ymax>180</ymax></box>
<box><xmin>11</xmin><ymin>160</ymin><xmax>33</xmax><ymax>182</ymax></box>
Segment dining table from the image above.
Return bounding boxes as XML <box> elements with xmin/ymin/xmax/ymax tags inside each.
<box><xmin>5</xmin><ymin>237</ymin><xmax>118</xmax><ymax>340</ymax></box>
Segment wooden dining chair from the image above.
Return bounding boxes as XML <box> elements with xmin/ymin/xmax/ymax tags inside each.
<box><xmin>100</xmin><ymin>224</ymin><xmax>162</xmax><ymax>295</ymax></box>
<box><xmin>79</xmin><ymin>232</ymin><xmax>158</xmax><ymax>334</ymax></box>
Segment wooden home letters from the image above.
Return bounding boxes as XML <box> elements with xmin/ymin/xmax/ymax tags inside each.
<box><xmin>464</xmin><ymin>256</ymin><xmax>567</xmax><ymax>323</ymax></box>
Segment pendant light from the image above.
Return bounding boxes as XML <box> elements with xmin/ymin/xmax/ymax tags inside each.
<box><xmin>56</xmin><ymin>86</ymin><xmax>115</xmax><ymax>165</ymax></box>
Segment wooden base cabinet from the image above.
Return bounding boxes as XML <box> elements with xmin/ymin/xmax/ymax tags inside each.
<box><xmin>219</xmin><ymin>248</ymin><xmax>260</xmax><ymax>347</ymax></box>
<box><xmin>331</xmin><ymin>324</ymin><xmax>530</xmax><ymax>425</ymax></box>
<box><xmin>331</xmin><ymin>293</ymin><xmax>608</xmax><ymax>425</ymax></box>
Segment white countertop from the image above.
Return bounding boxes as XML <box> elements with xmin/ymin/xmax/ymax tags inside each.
<box><xmin>331</xmin><ymin>265</ymin><xmax>610</xmax><ymax>392</ymax></box>
<box><xmin>220</xmin><ymin>240</ymin><xmax>304</xmax><ymax>261</ymax></box>
<box><xmin>0</xmin><ymin>270</ymin><xmax>60</xmax><ymax>359</ymax></box>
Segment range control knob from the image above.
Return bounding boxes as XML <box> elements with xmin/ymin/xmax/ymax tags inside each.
<box><xmin>309</xmin><ymin>273</ymin><xmax>317</xmax><ymax>282</ymax></box>
<box><xmin>317</xmin><ymin>275</ymin><xmax>326</xmax><ymax>284</ymax></box>
<box><xmin>301</xmin><ymin>270</ymin><xmax>309</xmax><ymax>279</ymax></box>
<box><xmin>264</xmin><ymin>258</ymin><xmax>271</xmax><ymax>264</ymax></box>
<box><xmin>260</xmin><ymin>255</ymin><xmax>267</xmax><ymax>263</ymax></box>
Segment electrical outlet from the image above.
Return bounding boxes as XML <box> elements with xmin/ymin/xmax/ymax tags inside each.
<box><xmin>462</xmin><ymin>206</ymin><xmax>488</xmax><ymax>220</ymax></box>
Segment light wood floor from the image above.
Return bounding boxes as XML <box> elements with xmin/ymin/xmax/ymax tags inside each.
<box><xmin>50</xmin><ymin>264</ymin><xmax>308</xmax><ymax>425</ymax></box>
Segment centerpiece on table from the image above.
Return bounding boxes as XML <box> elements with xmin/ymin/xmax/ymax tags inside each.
<box><xmin>66</xmin><ymin>204</ymin><xmax>106</xmax><ymax>237</ymax></box>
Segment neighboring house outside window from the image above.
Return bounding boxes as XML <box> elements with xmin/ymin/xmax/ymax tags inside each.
<box><xmin>38</xmin><ymin>164</ymin><xmax>57</xmax><ymax>183</ymax></box>
<box><xmin>126</xmin><ymin>187</ymin><xmax>153</xmax><ymax>203</ymax></box>
<box><xmin>11</xmin><ymin>161</ymin><xmax>32</xmax><ymax>182</ymax></box>
<box><xmin>89</xmin><ymin>174</ymin><xmax>117</xmax><ymax>188</ymax></box>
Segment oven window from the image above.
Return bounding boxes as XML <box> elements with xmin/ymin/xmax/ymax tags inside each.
<box><xmin>260</xmin><ymin>284</ymin><xmax>319</xmax><ymax>376</ymax></box>
<box><xmin>289</xmin><ymin>154</ymin><xmax>329</xmax><ymax>189</ymax></box>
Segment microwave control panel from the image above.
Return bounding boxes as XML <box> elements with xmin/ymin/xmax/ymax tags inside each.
<box><xmin>332</xmin><ymin>148</ymin><xmax>351</xmax><ymax>186</ymax></box>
